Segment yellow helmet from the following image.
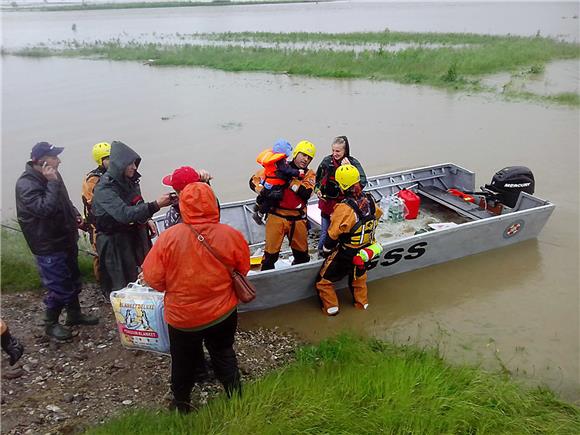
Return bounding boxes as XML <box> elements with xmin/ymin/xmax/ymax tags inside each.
<box><xmin>92</xmin><ymin>142</ymin><xmax>111</xmax><ymax>165</ymax></box>
<box><xmin>292</xmin><ymin>140</ymin><xmax>316</xmax><ymax>160</ymax></box>
<box><xmin>335</xmin><ymin>164</ymin><xmax>360</xmax><ymax>190</ymax></box>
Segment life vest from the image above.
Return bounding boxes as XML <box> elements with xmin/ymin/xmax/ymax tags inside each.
<box><xmin>339</xmin><ymin>194</ymin><xmax>378</xmax><ymax>249</ymax></box>
<box><xmin>276</xmin><ymin>187</ymin><xmax>307</xmax><ymax>214</ymax></box>
<box><xmin>319</xmin><ymin>163</ymin><xmax>341</xmax><ymax>200</ymax></box>
<box><xmin>82</xmin><ymin>166</ymin><xmax>105</xmax><ymax>225</ymax></box>
<box><xmin>256</xmin><ymin>149</ymin><xmax>287</xmax><ymax>186</ymax></box>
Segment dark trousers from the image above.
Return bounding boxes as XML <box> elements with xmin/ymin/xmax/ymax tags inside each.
<box><xmin>35</xmin><ymin>246</ymin><xmax>81</xmax><ymax>310</ymax></box>
<box><xmin>168</xmin><ymin>310</ymin><xmax>241</xmax><ymax>403</ymax></box>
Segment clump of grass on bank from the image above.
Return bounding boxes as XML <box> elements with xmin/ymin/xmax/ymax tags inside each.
<box><xmin>86</xmin><ymin>334</ymin><xmax>579</xmax><ymax>435</ymax></box>
<box><xmin>1</xmin><ymin>227</ymin><xmax>94</xmax><ymax>293</ymax></box>
<box><xmin>11</xmin><ymin>32</ymin><xmax>579</xmax><ymax>105</ymax></box>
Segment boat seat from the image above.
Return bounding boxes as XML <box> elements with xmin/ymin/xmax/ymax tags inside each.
<box><xmin>417</xmin><ymin>186</ymin><xmax>496</xmax><ymax>220</ymax></box>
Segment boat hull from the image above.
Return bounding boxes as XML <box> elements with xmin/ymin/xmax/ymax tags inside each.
<box><xmin>241</xmin><ymin>201</ymin><xmax>554</xmax><ymax>312</ymax></box>
<box><xmin>153</xmin><ymin>163</ymin><xmax>555</xmax><ymax>313</ymax></box>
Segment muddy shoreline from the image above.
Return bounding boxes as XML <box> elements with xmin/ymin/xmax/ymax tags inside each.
<box><xmin>0</xmin><ymin>286</ymin><xmax>301</xmax><ymax>434</ymax></box>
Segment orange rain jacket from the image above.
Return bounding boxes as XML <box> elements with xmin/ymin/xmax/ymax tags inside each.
<box><xmin>142</xmin><ymin>183</ymin><xmax>250</xmax><ymax>329</ymax></box>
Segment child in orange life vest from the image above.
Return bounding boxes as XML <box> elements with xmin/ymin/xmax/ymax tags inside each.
<box><xmin>253</xmin><ymin>139</ymin><xmax>304</xmax><ymax>224</ymax></box>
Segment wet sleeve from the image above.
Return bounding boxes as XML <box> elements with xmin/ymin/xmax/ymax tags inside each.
<box><xmin>16</xmin><ymin>179</ymin><xmax>61</xmax><ymax>218</ymax></box>
<box><xmin>326</xmin><ymin>204</ymin><xmax>356</xmax><ymax>242</ymax></box>
<box><xmin>142</xmin><ymin>237</ymin><xmax>167</xmax><ymax>292</ymax></box>
<box><xmin>232</xmin><ymin>231</ymin><xmax>251</xmax><ymax>276</ymax></box>
<box><xmin>352</xmin><ymin>157</ymin><xmax>367</xmax><ymax>188</ymax></box>
<box><xmin>290</xmin><ymin>169</ymin><xmax>316</xmax><ymax>201</ymax></box>
<box><xmin>249</xmin><ymin>170</ymin><xmax>264</xmax><ymax>193</ymax></box>
<box><xmin>94</xmin><ymin>184</ymin><xmax>156</xmax><ymax>225</ymax></box>
<box><xmin>275</xmin><ymin>161</ymin><xmax>299</xmax><ymax>180</ymax></box>
<box><xmin>315</xmin><ymin>162</ymin><xmax>325</xmax><ymax>190</ymax></box>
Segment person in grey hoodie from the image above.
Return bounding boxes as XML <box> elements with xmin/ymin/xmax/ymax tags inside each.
<box><xmin>92</xmin><ymin>141</ymin><xmax>172</xmax><ymax>296</ymax></box>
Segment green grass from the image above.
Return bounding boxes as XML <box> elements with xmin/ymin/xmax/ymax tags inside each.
<box><xmin>1</xmin><ymin>227</ymin><xmax>95</xmax><ymax>293</ymax></box>
<box><xmin>7</xmin><ymin>0</ymin><xmax>314</xmax><ymax>12</ymax></box>
<box><xmin>10</xmin><ymin>32</ymin><xmax>579</xmax><ymax>105</ymax></box>
<box><xmin>85</xmin><ymin>334</ymin><xmax>579</xmax><ymax>434</ymax></box>
<box><xmin>196</xmin><ymin>30</ymin><xmax>513</xmax><ymax>45</ymax></box>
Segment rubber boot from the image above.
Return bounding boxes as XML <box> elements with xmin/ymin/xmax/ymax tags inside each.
<box><xmin>1</xmin><ymin>329</ymin><xmax>24</xmax><ymax>366</ymax></box>
<box><xmin>291</xmin><ymin>249</ymin><xmax>310</xmax><ymax>266</ymax></box>
<box><xmin>65</xmin><ymin>297</ymin><xmax>99</xmax><ymax>326</ymax></box>
<box><xmin>168</xmin><ymin>398</ymin><xmax>191</xmax><ymax>415</ymax></box>
<box><xmin>44</xmin><ymin>308</ymin><xmax>73</xmax><ymax>341</ymax></box>
<box><xmin>223</xmin><ymin>371</ymin><xmax>242</xmax><ymax>399</ymax></box>
<box><xmin>260</xmin><ymin>252</ymin><xmax>279</xmax><ymax>271</ymax></box>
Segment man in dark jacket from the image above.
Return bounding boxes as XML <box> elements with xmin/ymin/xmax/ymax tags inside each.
<box><xmin>15</xmin><ymin>142</ymin><xmax>99</xmax><ymax>341</ymax></box>
<box><xmin>92</xmin><ymin>141</ymin><xmax>172</xmax><ymax>296</ymax></box>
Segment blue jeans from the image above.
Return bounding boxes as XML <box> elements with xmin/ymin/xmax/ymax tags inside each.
<box><xmin>317</xmin><ymin>213</ymin><xmax>331</xmax><ymax>253</ymax></box>
<box><xmin>35</xmin><ymin>246</ymin><xmax>81</xmax><ymax>310</ymax></box>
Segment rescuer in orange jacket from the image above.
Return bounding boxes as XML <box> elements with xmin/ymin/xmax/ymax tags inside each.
<box><xmin>142</xmin><ymin>182</ymin><xmax>249</xmax><ymax>413</ymax></box>
<box><xmin>81</xmin><ymin>142</ymin><xmax>111</xmax><ymax>281</ymax></box>
<box><xmin>253</xmin><ymin>139</ymin><xmax>305</xmax><ymax>224</ymax></box>
<box><xmin>249</xmin><ymin>140</ymin><xmax>316</xmax><ymax>271</ymax></box>
<box><xmin>316</xmin><ymin>164</ymin><xmax>383</xmax><ymax>316</ymax></box>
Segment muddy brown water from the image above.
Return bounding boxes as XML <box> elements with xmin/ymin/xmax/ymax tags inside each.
<box><xmin>1</xmin><ymin>0</ymin><xmax>579</xmax><ymax>49</ymax></box>
<box><xmin>1</xmin><ymin>0</ymin><xmax>579</xmax><ymax>402</ymax></box>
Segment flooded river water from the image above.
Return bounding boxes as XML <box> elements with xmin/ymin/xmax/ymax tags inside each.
<box><xmin>1</xmin><ymin>1</ymin><xmax>579</xmax><ymax>401</ymax></box>
<box><xmin>2</xmin><ymin>1</ymin><xmax>579</xmax><ymax>48</ymax></box>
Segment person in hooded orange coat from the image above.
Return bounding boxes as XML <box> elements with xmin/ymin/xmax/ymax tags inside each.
<box><xmin>142</xmin><ymin>182</ymin><xmax>250</xmax><ymax>413</ymax></box>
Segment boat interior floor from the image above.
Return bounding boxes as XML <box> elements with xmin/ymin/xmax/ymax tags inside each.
<box><xmin>417</xmin><ymin>185</ymin><xmax>497</xmax><ymax>220</ymax></box>
<box><xmin>249</xmin><ymin>196</ymin><xmax>471</xmax><ymax>269</ymax></box>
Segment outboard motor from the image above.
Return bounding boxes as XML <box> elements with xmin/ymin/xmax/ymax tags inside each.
<box><xmin>483</xmin><ymin>166</ymin><xmax>535</xmax><ymax>208</ymax></box>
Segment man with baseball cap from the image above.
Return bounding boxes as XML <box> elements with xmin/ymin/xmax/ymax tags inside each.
<box><xmin>16</xmin><ymin>142</ymin><xmax>99</xmax><ymax>341</ymax></box>
<box><xmin>162</xmin><ymin>166</ymin><xmax>213</xmax><ymax>229</ymax></box>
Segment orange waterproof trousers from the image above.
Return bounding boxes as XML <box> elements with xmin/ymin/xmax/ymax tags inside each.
<box><xmin>316</xmin><ymin>250</ymin><xmax>368</xmax><ymax>315</ymax></box>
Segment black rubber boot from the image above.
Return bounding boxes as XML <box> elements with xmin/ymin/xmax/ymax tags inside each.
<box><xmin>44</xmin><ymin>308</ymin><xmax>73</xmax><ymax>341</ymax></box>
<box><xmin>1</xmin><ymin>329</ymin><xmax>24</xmax><ymax>366</ymax></box>
<box><xmin>169</xmin><ymin>398</ymin><xmax>192</xmax><ymax>415</ymax></box>
<box><xmin>291</xmin><ymin>249</ymin><xmax>310</xmax><ymax>265</ymax></box>
<box><xmin>260</xmin><ymin>252</ymin><xmax>279</xmax><ymax>271</ymax></box>
<box><xmin>65</xmin><ymin>298</ymin><xmax>99</xmax><ymax>326</ymax></box>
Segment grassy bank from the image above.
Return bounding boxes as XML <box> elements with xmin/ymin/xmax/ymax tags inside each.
<box><xmin>1</xmin><ymin>227</ymin><xmax>95</xmax><ymax>293</ymax></box>
<box><xmin>7</xmin><ymin>0</ymin><xmax>316</xmax><ymax>13</ymax></box>
<box><xmin>86</xmin><ymin>334</ymin><xmax>579</xmax><ymax>434</ymax></box>
<box><xmin>11</xmin><ymin>32</ymin><xmax>580</xmax><ymax>105</ymax></box>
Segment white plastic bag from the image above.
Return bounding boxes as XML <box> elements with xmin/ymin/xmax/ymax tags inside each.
<box><xmin>110</xmin><ymin>282</ymin><xmax>170</xmax><ymax>355</ymax></box>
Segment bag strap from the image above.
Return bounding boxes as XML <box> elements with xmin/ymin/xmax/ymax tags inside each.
<box><xmin>187</xmin><ymin>225</ymin><xmax>234</xmax><ymax>275</ymax></box>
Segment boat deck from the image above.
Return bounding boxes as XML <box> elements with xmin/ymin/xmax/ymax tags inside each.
<box><xmin>417</xmin><ymin>186</ymin><xmax>496</xmax><ymax>220</ymax></box>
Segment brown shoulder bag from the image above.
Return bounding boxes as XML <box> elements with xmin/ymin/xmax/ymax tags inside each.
<box><xmin>188</xmin><ymin>225</ymin><xmax>256</xmax><ymax>303</ymax></box>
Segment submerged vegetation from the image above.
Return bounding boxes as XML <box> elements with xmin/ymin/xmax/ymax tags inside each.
<box><xmin>86</xmin><ymin>334</ymin><xmax>580</xmax><ymax>434</ymax></box>
<box><xmin>11</xmin><ymin>31</ymin><xmax>580</xmax><ymax>106</ymax></box>
<box><xmin>1</xmin><ymin>226</ymin><xmax>95</xmax><ymax>293</ymax></box>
